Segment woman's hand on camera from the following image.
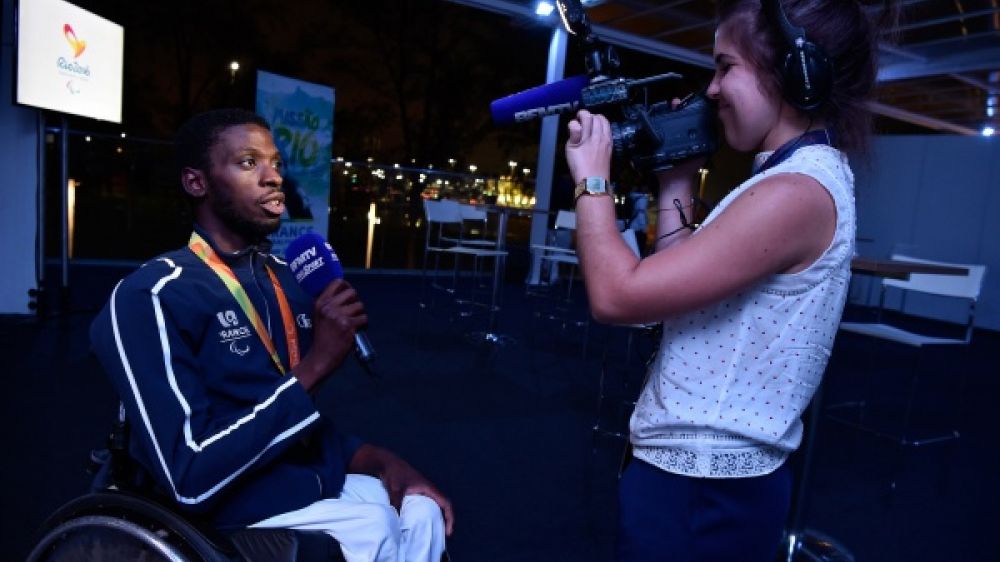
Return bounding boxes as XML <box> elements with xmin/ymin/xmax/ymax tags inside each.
<box><xmin>566</xmin><ymin>110</ymin><xmax>613</xmax><ymax>184</ymax></box>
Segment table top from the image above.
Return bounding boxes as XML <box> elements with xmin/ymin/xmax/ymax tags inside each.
<box><xmin>474</xmin><ymin>203</ymin><xmax>554</xmax><ymax>215</ymax></box>
<box><xmin>850</xmin><ymin>257</ymin><xmax>969</xmax><ymax>280</ymax></box>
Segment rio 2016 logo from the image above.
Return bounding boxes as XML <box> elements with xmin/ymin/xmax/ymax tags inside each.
<box><xmin>57</xmin><ymin>23</ymin><xmax>91</xmax><ymax>80</ymax></box>
<box><xmin>63</xmin><ymin>24</ymin><xmax>86</xmax><ymax>58</ymax></box>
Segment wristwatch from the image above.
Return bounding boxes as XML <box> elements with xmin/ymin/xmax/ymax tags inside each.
<box><xmin>574</xmin><ymin>177</ymin><xmax>612</xmax><ymax>202</ymax></box>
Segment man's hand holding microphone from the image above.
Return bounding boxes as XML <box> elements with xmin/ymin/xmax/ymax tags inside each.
<box><xmin>286</xmin><ymin>232</ymin><xmax>375</xmax><ymax>390</ymax></box>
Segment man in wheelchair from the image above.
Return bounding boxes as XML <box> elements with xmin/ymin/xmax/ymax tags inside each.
<box><xmin>42</xmin><ymin>109</ymin><xmax>453</xmax><ymax>562</ymax></box>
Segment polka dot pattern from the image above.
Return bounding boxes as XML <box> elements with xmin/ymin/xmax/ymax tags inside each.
<box><xmin>631</xmin><ymin>145</ymin><xmax>857</xmax><ymax>478</ymax></box>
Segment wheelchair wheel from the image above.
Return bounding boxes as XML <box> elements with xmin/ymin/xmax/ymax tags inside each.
<box><xmin>27</xmin><ymin>492</ymin><xmax>231</xmax><ymax>562</ymax></box>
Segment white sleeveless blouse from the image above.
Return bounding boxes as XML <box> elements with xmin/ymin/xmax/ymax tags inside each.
<box><xmin>631</xmin><ymin>144</ymin><xmax>856</xmax><ymax>478</ymax></box>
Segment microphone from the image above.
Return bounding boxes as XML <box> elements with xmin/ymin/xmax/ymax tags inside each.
<box><xmin>285</xmin><ymin>232</ymin><xmax>376</xmax><ymax>365</ymax></box>
<box><xmin>490</xmin><ymin>74</ymin><xmax>590</xmax><ymax>125</ymax></box>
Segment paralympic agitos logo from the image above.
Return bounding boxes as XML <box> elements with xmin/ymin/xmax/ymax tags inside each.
<box><xmin>57</xmin><ymin>23</ymin><xmax>91</xmax><ymax>79</ymax></box>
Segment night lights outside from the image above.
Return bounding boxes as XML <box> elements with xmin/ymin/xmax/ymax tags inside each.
<box><xmin>535</xmin><ymin>2</ymin><xmax>555</xmax><ymax>17</ymax></box>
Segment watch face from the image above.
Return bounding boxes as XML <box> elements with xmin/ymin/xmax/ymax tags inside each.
<box><xmin>586</xmin><ymin>177</ymin><xmax>607</xmax><ymax>194</ymax></box>
<box><xmin>575</xmin><ymin>177</ymin><xmax>610</xmax><ymax>201</ymax></box>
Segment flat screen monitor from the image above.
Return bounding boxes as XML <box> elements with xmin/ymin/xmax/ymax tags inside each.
<box><xmin>15</xmin><ymin>0</ymin><xmax>124</xmax><ymax>123</ymax></box>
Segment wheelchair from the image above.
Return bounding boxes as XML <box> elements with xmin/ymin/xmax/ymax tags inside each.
<box><xmin>28</xmin><ymin>407</ymin><xmax>346</xmax><ymax>562</ymax></box>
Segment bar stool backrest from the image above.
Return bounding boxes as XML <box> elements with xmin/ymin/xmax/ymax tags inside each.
<box><xmin>620</xmin><ymin>229</ymin><xmax>641</xmax><ymax>258</ymax></box>
<box><xmin>555</xmin><ymin>210</ymin><xmax>577</xmax><ymax>230</ymax></box>
<box><xmin>457</xmin><ymin>204</ymin><xmax>496</xmax><ymax>246</ymax></box>
<box><xmin>423</xmin><ymin>199</ymin><xmax>463</xmax><ymax>249</ymax></box>
<box><xmin>459</xmin><ymin>204</ymin><xmax>487</xmax><ymax>221</ymax></box>
<box><xmin>424</xmin><ymin>199</ymin><xmax>462</xmax><ymax>223</ymax></box>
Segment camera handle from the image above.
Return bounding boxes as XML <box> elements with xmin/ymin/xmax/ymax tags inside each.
<box><xmin>556</xmin><ymin>0</ymin><xmax>621</xmax><ymax>79</ymax></box>
<box><xmin>636</xmin><ymin>108</ymin><xmax>663</xmax><ymax>146</ymax></box>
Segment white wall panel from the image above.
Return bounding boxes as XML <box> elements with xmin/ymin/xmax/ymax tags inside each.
<box><xmin>852</xmin><ymin>135</ymin><xmax>999</xmax><ymax>330</ymax></box>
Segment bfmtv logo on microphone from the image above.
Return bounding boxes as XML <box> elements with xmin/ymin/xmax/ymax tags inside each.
<box><xmin>289</xmin><ymin>242</ymin><xmax>339</xmax><ymax>284</ymax></box>
<box><xmin>285</xmin><ymin>232</ymin><xmax>346</xmax><ymax>298</ymax></box>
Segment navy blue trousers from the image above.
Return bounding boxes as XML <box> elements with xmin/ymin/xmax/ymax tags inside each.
<box><xmin>616</xmin><ymin>459</ymin><xmax>792</xmax><ymax>562</ymax></box>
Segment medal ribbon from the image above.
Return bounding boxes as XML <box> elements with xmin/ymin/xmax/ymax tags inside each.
<box><xmin>188</xmin><ymin>232</ymin><xmax>300</xmax><ymax>375</ymax></box>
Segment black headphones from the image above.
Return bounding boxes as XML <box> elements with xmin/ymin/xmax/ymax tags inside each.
<box><xmin>762</xmin><ymin>0</ymin><xmax>833</xmax><ymax>112</ymax></box>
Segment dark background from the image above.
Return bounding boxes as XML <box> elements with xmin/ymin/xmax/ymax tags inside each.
<box><xmin>33</xmin><ymin>0</ymin><xmax>932</xmax><ymax>266</ymax></box>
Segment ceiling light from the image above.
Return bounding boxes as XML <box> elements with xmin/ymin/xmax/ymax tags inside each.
<box><xmin>982</xmin><ymin>125</ymin><xmax>996</xmax><ymax>137</ymax></box>
<box><xmin>535</xmin><ymin>1</ymin><xmax>555</xmax><ymax>17</ymax></box>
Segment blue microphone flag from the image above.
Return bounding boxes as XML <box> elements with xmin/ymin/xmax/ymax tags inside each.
<box><xmin>284</xmin><ymin>231</ymin><xmax>377</xmax><ymax>366</ymax></box>
<box><xmin>285</xmin><ymin>231</ymin><xmax>344</xmax><ymax>298</ymax></box>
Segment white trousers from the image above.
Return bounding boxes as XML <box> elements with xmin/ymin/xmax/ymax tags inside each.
<box><xmin>249</xmin><ymin>474</ymin><xmax>446</xmax><ymax>562</ymax></box>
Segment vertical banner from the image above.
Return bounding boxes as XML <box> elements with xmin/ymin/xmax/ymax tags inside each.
<box><xmin>255</xmin><ymin>70</ymin><xmax>335</xmax><ymax>256</ymax></box>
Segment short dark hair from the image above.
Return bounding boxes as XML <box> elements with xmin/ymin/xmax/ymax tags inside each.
<box><xmin>175</xmin><ymin>108</ymin><xmax>271</xmax><ymax>175</ymax></box>
<box><xmin>717</xmin><ymin>0</ymin><xmax>899</xmax><ymax>153</ymax></box>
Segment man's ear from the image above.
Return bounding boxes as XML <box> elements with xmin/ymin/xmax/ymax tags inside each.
<box><xmin>181</xmin><ymin>167</ymin><xmax>207</xmax><ymax>198</ymax></box>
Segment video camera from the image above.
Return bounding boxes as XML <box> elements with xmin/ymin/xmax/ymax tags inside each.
<box><xmin>491</xmin><ymin>0</ymin><xmax>717</xmax><ymax>172</ymax></box>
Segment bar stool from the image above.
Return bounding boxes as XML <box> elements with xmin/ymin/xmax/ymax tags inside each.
<box><xmin>827</xmin><ymin>254</ymin><xmax>986</xmax><ymax>490</ymax></box>
<box><xmin>528</xmin><ymin>210</ymin><xmax>579</xmax><ymax>299</ymax></box>
<box><xmin>420</xmin><ymin>199</ymin><xmax>508</xmax><ymax>312</ymax></box>
<box><xmin>833</xmin><ymin>255</ymin><xmax>986</xmax><ymax>459</ymax></box>
<box><xmin>450</xmin><ymin>204</ymin><xmax>507</xmax><ymax>316</ymax></box>
<box><xmin>452</xmin><ymin>204</ymin><xmax>499</xmax><ymax>249</ymax></box>
<box><xmin>420</xmin><ymin>199</ymin><xmax>464</xmax><ymax>308</ymax></box>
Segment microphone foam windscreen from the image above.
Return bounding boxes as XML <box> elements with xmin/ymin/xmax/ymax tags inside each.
<box><xmin>490</xmin><ymin>74</ymin><xmax>589</xmax><ymax>125</ymax></box>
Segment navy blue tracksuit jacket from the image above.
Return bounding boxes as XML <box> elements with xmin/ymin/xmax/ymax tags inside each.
<box><xmin>90</xmin><ymin>228</ymin><xmax>361</xmax><ymax>529</ymax></box>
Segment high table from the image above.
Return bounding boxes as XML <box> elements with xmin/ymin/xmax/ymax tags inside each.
<box><xmin>848</xmin><ymin>256</ymin><xmax>968</xmax><ymax>321</ymax></box>
<box><xmin>850</xmin><ymin>256</ymin><xmax>968</xmax><ymax>280</ymax></box>
<box><xmin>782</xmin><ymin>256</ymin><xmax>969</xmax><ymax>561</ymax></box>
<box><xmin>465</xmin><ymin>205</ymin><xmax>550</xmax><ymax>347</ymax></box>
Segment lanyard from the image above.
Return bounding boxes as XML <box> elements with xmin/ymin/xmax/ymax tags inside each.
<box><xmin>188</xmin><ymin>232</ymin><xmax>300</xmax><ymax>375</ymax></box>
<box><xmin>753</xmin><ymin>129</ymin><xmax>834</xmax><ymax>175</ymax></box>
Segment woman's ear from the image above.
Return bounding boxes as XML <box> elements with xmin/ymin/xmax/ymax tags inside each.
<box><xmin>181</xmin><ymin>167</ymin><xmax>207</xmax><ymax>198</ymax></box>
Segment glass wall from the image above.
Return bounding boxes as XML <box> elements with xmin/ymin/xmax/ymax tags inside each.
<box><xmin>328</xmin><ymin>158</ymin><xmax>538</xmax><ymax>269</ymax></box>
<box><xmin>45</xmin><ymin>130</ymin><xmax>541</xmax><ymax>271</ymax></box>
<box><xmin>43</xmin><ymin>129</ymin><xmax>186</xmax><ymax>262</ymax></box>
